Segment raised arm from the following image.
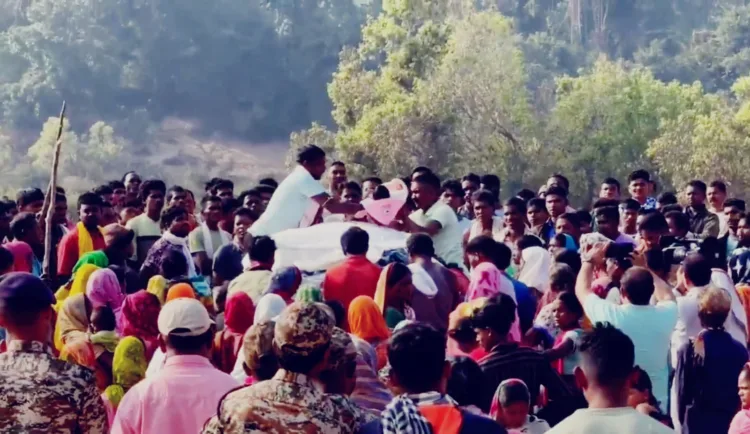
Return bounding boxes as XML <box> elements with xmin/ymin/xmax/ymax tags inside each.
<box><xmin>575</xmin><ymin>242</ymin><xmax>609</xmax><ymax>307</ymax></box>
<box><xmin>311</xmin><ymin>193</ymin><xmax>364</xmax><ymax>215</ymax></box>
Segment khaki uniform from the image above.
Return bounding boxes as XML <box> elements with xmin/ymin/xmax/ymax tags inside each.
<box><xmin>0</xmin><ymin>340</ymin><xmax>108</xmax><ymax>434</ymax></box>
<box><xmin>201</xmin><ymin>370</ymin><xmax>360</xmax><ymax>434</ymax></box>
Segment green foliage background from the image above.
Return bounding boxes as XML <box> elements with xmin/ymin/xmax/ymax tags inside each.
<box><xmin>2</xmin><ymin>0</ymin><xmax>750</xmax><ymax>202</ymax></box>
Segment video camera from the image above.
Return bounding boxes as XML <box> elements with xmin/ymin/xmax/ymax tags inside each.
<box><xmin>661</xmin><ymin>236</ymin><xmax>701</xmax><ymax>265</ymax></box>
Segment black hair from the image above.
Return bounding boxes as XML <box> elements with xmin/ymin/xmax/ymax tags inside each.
<box><xmin>201</xmin><ymin>195</ymin><xmax>222</xmax><ymax>209</ymax></box>
<box><xmin>492</xmin><ymin>242</ymin><xmax>512</xmax><ymax>270</ymax></box>
<box><xmin>0</xmin><ymin>247</ymin><xmax>14</xmax><ymax>271</ymax></box>
<box><xmin>504</xmin><ymin>196</ymin><xmax>526</xmax><ymax>214</ymax></box>
<box><xmin>664</xmin><ymin>211</ymin><xmax>690</xmax><ymax>234</ymax></box>
<box><xmin>628</xmin><ymin>169</ymin><xmax>651</xmax><ymax>183</ymax></box>
<box><xmin>447</xmin><ymin>356</ymin><xmax>485</xmax><ymax>409</ymax></box>
<box><xmin>324</xmin><ymin>300</ymin><xmax>346</xmax><ymax>329</ymax></box>
<box><xmin>657</xmin><ymin>192</ymin><xmax>678</xmax><ymax>206</ymax></box>
<box><xmin>239</xmin><ymin>189</ymin><xmax>261</xmax><ymax>202</ymax></box>
<box><xmin>579</xmin><ymin>323</ymin><xmax>635</xmax><ymax>386</ymax></box>
<box><xmin>442</xmin><ymin>180</ymin><xmax>463</xmax><ymax>199</ymax></box>
<box><xmin>602</xmin><ymin>177</ymin><xmax>621</xmax><ymax>191</ymax></box>
<box><xmin>411</xmin><ymin>166</ymin><xmax>432</xmax><ymax>176</ymax></box>
<box><xmin>413</xmin><ymin>172</ymin><xmax>441</xmax><ymax>191</ymax></box>
<box><xmin>139</xmin><ymin>179</ymin><xmax>167</xmax><ymax>203</ymax></box>
<box><xmin>515</xmin><ymin>189</ymin><xmax>536</xmax><ymax>203</ymax></box>
<box><xmin>549</xmin><ymin>263</ymin><xmax>576</xmax><ymax>292</ymax></box>
<box><xmin>258</xmin><ymin>178</ymin><xmax>278</xmax><ymax>189</ymax></box>
<box><xmin>462</xmin><ymin>173</ymin><xmax>481</xmax><ymax>185</ymax></box>
<box><xmin>683</xmin><ymin>253</ymin><xmax>712</xmax><ymax>287</ymax></box>
<box><xmin>472</xmin><ymin>293</ymin><xmax>517</xmax><ymax>336</ymax></box>
<box><xmin>93</xmin><ymin>185</ymin><xmax>113</xmax><ymax>196</ymax></box>
<box><xmin>388</xmin><ymin>323</ymin><xmax>447</xmax><ymax>393</ymax></box>
<box><xmin>342</xmin><ymin>181</ymin><xmax>362</xmax><ymax>196</ymax></box>
<box><xmin>234</xmin><ymin>207</ymin><xmax>259</xmax><ymax>222</ymax></box>
<box><xmin>593</xmin><ymin>198</ymin><xmax>620</xmax><ymax>210</ymax></box>
<box><xmin>77</xmin><ymin>192</ymin><xmax>104</xmax><ymax>210</ymax></box>
<box><xmin>527</xmin><ymin>198</ymin><xmax>547</xmax><ymax>212</ymax></box>
<box><xmin>205</xmin><ymin>178</ymin><xmax>222</xmax><ymax>192</ymax></box>
<box><xmin>576</xmin><ymin>209</ymin><xmax>593</xmax><ymax>226</ymax></box>
<box><xmin>497</xmin><ymin>380</ymin><xmax>531</xmax><ymax>407</ymax></box>
<box><xmin>160</xmin><ymin>249</ymin><xmax>189</xmax><ymax>280</ymax></box>
<box><xmin>557</xmin><ymin>212</ymin><xmax>579</xmax><ymax>228</ymax></box>
<box><xmin>221</xmin><ymin>198</ymin><xmax>241</xmax><ymax>216</ymax></box>
<box><xmin>725</xmin><ymin>198</ymin><xmax>746</xmax><ymax>212</ymax></box>
<box><xmin>517</xmin><ymin>234</ymin><xmax>544</xmax><ymax>251</ymax></box>
<box><xmin>480</xmin><ymin>174</ymin><xmax>501</xmax><ymax>191</ymax></box>
<box><xmin>471</xmin><ymin>190</ymin><xmax>497</xmax><ymax>208</ymax></box>
<box><xmin>340</xmin><ymin>226</ymin><xmax>369</xmax><ymax>256</ymax></box>
<box><xmin>632</xmin><ymin>366</ymin><xmax>661</xmax><ymax>408</ymax></box>
<box><xmin>214</xmin><ymin>179</ymin><xmax>234</xmax><ymax>191</ymax></box>
<box><xmin>160</xmin><ymin>206</ymin><xmax>188</xmax><ymax>231</ymax></box>
<box><xmin>621</xmin><ymin>198</ymin><xmax>641</xmax><ymax>212</ymax></box>
<box><xmin>556</xmin><ymin>291</ymin><xmax>584</xmax><ymax>319</ymax></box>
<box><xmin>553</xmin><ymin>251</ymin><xmax>581</xmax><ymax>276</ymax></box>
<box><xmin>363</xmin><ymin>176</ymin><xmax>383</xmax><ymax>185</ymax></box>
<box><xmin>373</xmin><ymin>185</ymin><xmax>391</xmax><ymax>200</ymax></box>
<box><xmin>406</xmin><ymin>233</ymin><xmax>435</xmax><ymax>257</ymax></box>
<box><xmin>91</xmin><ymin>306</ymin><xmax>117</xmax><ymax>331</ymax></box>
<box><xmin>296</xmin><ymin>144</ymin><xmax>326</xmax><ymax>164</ymax></box>
<box><xmin>638</xmin><ymin>212</ymin><xmax>668</xmax><ymax>233</ymax></box>
<box><xmin>249</xmin><ymin>236</ymin><xmax>277</xmax><ymax>263</ymax></box>
<box><xmin>10</xmin><ymin>212</ymin><xmax>38</xmax><ymax>240</ymax></box>
<box><xmin>687</xmin><ymin>179</ymin><xmax>707</xmax><ymax>194</ymax></box>
<box><xmin>548</xmin><ymin>173</ymin><xmax>570</xmax><ymax>190</ymax></box>
<box><xmin>449</xmin><ymin>317</ymin><xmax>477</xmax><ymax>345</ymax></box>
<box><xmin>386</xmin><ymin>263</ymin><xmax>411</xmax><ymax>287</ymax></box>
<box><xmin>709</xmin><ymin>180</ymin><xmax>727</xmax><ymax>193</ymax></box>
<box><xmin>465</xmin><ymin>235</ymin><xmax>497</xmax><ymax>259</ymax></box>
<box><xmin>594</xmin><ymin>206</ymin><xmax>619</xmax><ymax>224</ymax></box>
<box><xmin>166</xmin><ymin>329</ymin><xmax>214</xmax><ymax>354</ymax></box>
<box><xmin>108</xmin><ymin>229</ymin><xmax>135</xmax><ymax>252</ymax></box>
<box><xmin>108</xmin><ymin>180</ymin><xmax>125</xmax><ymax>190</ymax></box>
<box><xmin>545</xmin><ymin>186</ymin><xmax>568</xmax><ymax>200</ymax></box>
<box><xmin>662</xmin><ymin>204</ymin><xmax>684</xmax><ymax>215</ymax></box>
<box><xmin>16</xmin><ymin>188</ymin><xmax>44</xmax><ymax>209</ymax></box>
<box><xmin>167</xmin><ymin>185</ymin><xmax>186</xmax><ymax>201</ymax></box>
<box><xmin>620</xmin><ymin>267</ymin><xmax>655</xmax><ymax>305</ymax></box>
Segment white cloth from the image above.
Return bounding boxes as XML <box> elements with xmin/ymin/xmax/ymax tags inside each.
<box><xmin>200</xmin><ymin>223</ymin><xmax>231</xmax><ymax>259</ymax></box>
<box><xmin>518</xmin><ymin>246</ymin><xmax>551</xmax><ymax>292</ymax></box>
<box><xmin>467</xmin><ymin>216</ymin><xmax>504</xmax><ymax>242</ymax></box>
<box><xmin>711</xmin><ymin>269</ymin><xmax>748</xmax><ymax>345</ymax></box>
<box><xmin>548</xmin><ymin>408</ymin><xmax>673</xmax><ymax>434</ymax></box>
<box><xmin>409</xmin><ymin>201</ymin><xmax>464</xmax><ymax>267</ymax></box>
<box><xmin>270</xmin><ymin>222</ymin><xmax>408</xmax><ymax>272</ymax></box>
<box><xmin>408</xmin><ymin>263</ymin><xmax>439</xmax><ymax>297</ymax></box>
<box><xmin>583</xmin><ymin>294</ymin><xmax>678</xmax><ymax>412</ymax></box>
<box><xmin>162</xmin><ymin>231</ymin><xmax>198</xmax><ymax>278</ymax></box>
<box><xmin>254</xmin><ymin>294</ymin><xmax>287</xmax><ymax>324</ymax></box>
<box><xmin>146</xmin><ymin>347</ymin><xmax>166</xmax><ymax>378</ymax></box>
<box><xmin>670</xmin><ymin>285</ymin><xmax>710</xmax><ymax>369</ymax></box>
<box><xmin>250</xmin><ymin>165</ymin><xmax>325</xmax><ymax>236</ymax></box>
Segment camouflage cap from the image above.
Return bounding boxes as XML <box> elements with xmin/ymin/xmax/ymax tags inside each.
<box><xmin>243</xmin><ymin>320</ymin><xmax>276</xmax><ymax>370</ymax></box>
<box><xmin>274</xmin><ymin>302</ymin><xmax>334</xmax><ymax>357</ymax></box>
<box><xmin>327</xmin><ymin>327</ymin><xmax>357</xmax><ymax>372</ymax></box>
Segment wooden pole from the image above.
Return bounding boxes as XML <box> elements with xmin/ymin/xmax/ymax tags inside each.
<box><xmin>41</xmin><ymin>101</ymin><xmax>66</xmax><ymax>280</ymax></box>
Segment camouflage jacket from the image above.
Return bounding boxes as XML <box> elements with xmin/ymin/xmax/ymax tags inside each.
<box><xmin>202</xmin><ymin>370</ymin><xmax>361</xmax><ymax>434</ymax></box>
<box><xmin>0</xmin><ymin>340</ymin><xmax>108</xmax><ymax>434</ymax></box>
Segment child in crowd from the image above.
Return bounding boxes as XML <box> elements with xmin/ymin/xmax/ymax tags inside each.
<box><xmin>729</xmin><ymin>364</ymin><xmax>750</xmax><ymax>434</ymax></box>
<box><xmin>543</xmin><ymin>292</ymin><xmax>584</xmax><ymax>388</ymax></box>
<box><xmin>89</xmin><ymin>306</ymin><xmax>119</xmax><ymax>391</ymax></box>
<box><xmin>491</xmin><ymin>379</ymin><xmax>550</xmax><ymax>434</ymax></box>
<box><xmin>628</xmin><ymin>366</ymin><xmax>672</xmax><ymax>427</ymax></box>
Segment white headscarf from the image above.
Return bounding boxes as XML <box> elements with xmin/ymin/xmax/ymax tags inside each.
<box><xmin>253</xmin><ymin>294</ymin><xmax>287</xmax><ymax>324</ymax></box>
<box><xmin>518</xmin><ymin>246</ymin><xmax>552</xmax><ymax>292</ymax></box>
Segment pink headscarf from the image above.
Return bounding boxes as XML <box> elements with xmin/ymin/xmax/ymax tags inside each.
<box><xmin>86</xmin><ymin>268</ymin><xmax>126</xmax><ymax>312</ymax></box>
<box><xmin>3</xmin><ymin>241</ymin><xmax>33</xmax><ymax>273</ymax></box>
<box><xmin>467</xmin><ymin>262</ymin><xmax>521</xmax><ymax>342</ymax></box>
<box><xmin>120</xmin><ymin>291</ymin><xmax>161</xmax><ymax>360</ymax></box>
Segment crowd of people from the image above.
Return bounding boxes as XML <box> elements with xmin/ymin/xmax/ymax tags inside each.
<box><xmin>3</xmin><ymin>143</ymin><xmax>750</xmax><ymax>433</ymax></box>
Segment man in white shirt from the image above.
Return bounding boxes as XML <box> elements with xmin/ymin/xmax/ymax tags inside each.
<box><xmin>708</xmin><ymin>180</ymin><xmax>728</xmax><ymax>236</ymax></box>
<box><xmin>548</xmin><ymin>324</ymin><xmax>672</xmax><ymax>434</ymax></box>
<box><xmin>575</xmin><ymin>242</ymin><xmax>677</xmax><ymax>412</ymax></box>
<box><xmin>250</xmin><ymin>145</ymin><xmax>363</xmax><ymax>236</ymax></box>
<box><xmin>400</xmin><ymin>172</ymin><xmax>464</xmax><ymax>268</ymax></box>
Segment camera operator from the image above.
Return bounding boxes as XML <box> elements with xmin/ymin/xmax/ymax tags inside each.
<box><xmin>665</xmin><ymin>211</ymin><xmax>694</xmax><ymax>240</ymax></box>
<box><xmin>637</xmin><ymin>212</ymin><xmax>669</xmax><ymax>252</ymax></box>
<box><xmin>684</xmin><ymin>180</ymin><xmax>720</xmax><ymax>239</ymax></box>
